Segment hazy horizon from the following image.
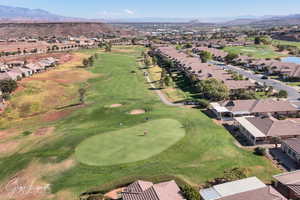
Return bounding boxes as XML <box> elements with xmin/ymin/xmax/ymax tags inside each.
<box><xmin>0</xmin><ymin>0</ymin><xmax>299</xmax><ymax>20</ymax></box>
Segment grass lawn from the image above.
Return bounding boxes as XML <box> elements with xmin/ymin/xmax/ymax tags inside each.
<box><xmin>148</xmin><ymin>65</ymin><xmax>188</xmax><ymax>102</ymax></box>
<box><xmin>286</xmin><ymin>82</ymin><xmax>300</xmax><ymax>87</ymax></box>
<box><xmin>273</xmin><ymin>39</ymin><xmax>300</xmax><ymax>49</ymax></box>
<box><xmin>223</xmin><ymin>45</ymin><xmax>284</xmax><ymax>59</ymax></box>
<box><xmin>75</xmin><ymin>119</ymin><xmax>185</xmax><ymax>166</ymax></box>
<box><xmin>0</xmin><ymin>46</ymin><xmax>281</xmax><ymax>199</ymax></box>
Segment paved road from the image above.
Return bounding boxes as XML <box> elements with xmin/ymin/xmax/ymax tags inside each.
<box><xmin>143</xmin><ymin>69</ymin><xmax>184</xmax><ymax>107</ymax></box>
<box><xmin>210</xmin><ymin>61</ymin><xmax>300</xmax><ymax>101</ymax></box>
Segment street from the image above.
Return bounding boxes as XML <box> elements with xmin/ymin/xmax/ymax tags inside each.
<box><xmin>210</xmin><ymin>61</ymin><xmax>300</xmax><ymax>101</ymax></box>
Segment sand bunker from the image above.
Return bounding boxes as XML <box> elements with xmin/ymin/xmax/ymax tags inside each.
<box><xmin>129</xmin><ymin>109</ymin><xmax>146</xmax><ymax>115</ymax></box>
<box><xmin>110</xmin><ymin>104</ymin><xmax>123</xmax><ymax>108</ymax></box>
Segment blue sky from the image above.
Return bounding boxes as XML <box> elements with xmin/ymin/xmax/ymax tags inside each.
<box><xmin>0</xmin><ymin>0</ymin><xmax>300</xmax><ymax>19</ymax></box>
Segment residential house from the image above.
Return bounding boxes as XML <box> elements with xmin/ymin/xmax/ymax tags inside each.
<box><xmin>155</xmin><ymin>46</ymin><xmax>256</xmax><ymax>93</ymax></box>
<box><xmin>234</xmin><ymin>116</ymin><xmax>300</xmax><ymax>145</ymax></box>
<box><xmin>121</xmin><ymin>180</ymin><xmax>184</xmax><ymax>200</ymax></box>
<box><xmin>6</xmin><ymin>61</ymin><xmax>25</xmax><ymax>68</ymax></box>
<box><xmin>18</xmin><ymin>67</ymin><xmax>33</xmax><ymax>77</ymax></box>
<box><xmin>25</xmin><ymin>63</ymin><xmax>42</xmax><ymax>73</ymax></box>
<box><xmin>0</xmin><ymin>72</ymin><xmax>10</xmax><ymax>81</ymax></box>
<box><xmin>281</xmin><ymin>138</ymin><xmax>300</xmax><ymax>166</ymax></box>
<box><xmin>210</xmin><ymin>99</ymin><xmax>299</xmax><ymax>120</ymax></box>
<box><xmin>200</xmin><ymin>177</ymin><xmax>286</xmax><ymax>200</ymax></box>
<box><xmin>5</xmin><ymin>70</ymin><xmax>22</xmax><ymax>81</ymax></box>
<box><xmin>274</xmin><ymin>170</ymin><xmax>300</xmax><ymax>200</ymax></box>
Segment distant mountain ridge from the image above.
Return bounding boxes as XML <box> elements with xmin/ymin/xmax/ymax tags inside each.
<box><xmin>0</xmin><ymin>5</ymin><xmax>85</xmax><ymax>22</ymax></box>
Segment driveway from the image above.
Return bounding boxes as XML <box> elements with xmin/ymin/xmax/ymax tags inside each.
<box><xmin>210</xmin><ymin>61</ymin><xmax>300</xmax><ymax>101</ymax></box>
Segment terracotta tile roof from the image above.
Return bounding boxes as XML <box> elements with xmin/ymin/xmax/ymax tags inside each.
<box><xmin>283</xmin><ymin>138</ymin><xmax>300</xmax><ymax>154</ymax></box>
<box><xmin>246</xmin><ymin>116</ymin><xmax>300</xmax><ymax>137</ymax></box>
<box><xmin>219</xmin><ymin>186</ymin><xmax>287</xmax><ymax>200</ymax></box>
<box><xmin>122</xmin><ymin>180</ymin><xmax>184</xmax><ymax>200</ymax></box>
<box><xmin>157</xmin><ymin>46</ymin><xmax>254</xmax><ymax>90</ymax></box>
<box><xmin>220</xmin><ymin>99</ymin><xmax>298</xmax><ymax>114</ymax></box>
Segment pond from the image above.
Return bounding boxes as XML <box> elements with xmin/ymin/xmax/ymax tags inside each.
<box><xmin>281</xmin><ymin>57</ymin><xmax>300</xmax><ymax>64</ymax></box>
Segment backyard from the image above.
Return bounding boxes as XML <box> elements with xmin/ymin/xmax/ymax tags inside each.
<box><xmin>0</xmin><ymin>46</ymin><xmax>281</xmax><ymax>199</ymax></box>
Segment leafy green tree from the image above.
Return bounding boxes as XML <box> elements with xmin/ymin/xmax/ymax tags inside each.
<box><xmin>199</xmin><ymin>51</ymin><xmax>212</xmax><ymax>63</ymax></box>
<box><xmin>181</xmin><ymin>184</ymin><xmax>200</xmax><ymax>200</ymax></box>
<box><xmin>277</xmin><ymin>90</ymin><xmax>288</xmax><ymax>98</ymax></box>
<box><xmin>225</xmin><ymin>53</ymin><xmax>238</xmax><ymax>63</ymax></box>
<box><xmin>196</xmin><ymin>78</ymin><xmax>229</xmax><ymax>101</ymax></box>
<box><xmin>83</xmin><ymin>58</ymin><xmax>89</xmax><ymax>67</ymax></box>
<box><xmin>105</xmin><ymin>42</ymin><xmax>112</xmax><ymax>52</ymax></box>
<box><xmin>254</xmin><ymin>37</ymin><xmax>261</xmax><ymax>45</ymax></box>
<box><xmin>0</xmin><ymin>79</ymin><xmax>18</xmax><ymax>93</ymax></box>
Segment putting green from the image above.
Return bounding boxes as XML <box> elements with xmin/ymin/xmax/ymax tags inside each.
<box><xmin>75</xmin><ymin>119</ymin><xmax>185</xmax><ymax>166</ymax></box>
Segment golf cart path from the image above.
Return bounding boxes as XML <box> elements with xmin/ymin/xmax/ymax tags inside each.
<box><xmin>143</xmin><ymin>69</ymin><xmax>184</xmax><ymax>107</ymax></box>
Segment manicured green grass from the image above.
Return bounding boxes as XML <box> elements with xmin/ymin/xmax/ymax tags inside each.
<box><xmin>223</xmin><ymin>45</ymin><xmax>284</xmax><ymax>59</ymax></box>
<box><xmin>0</xmin><ymin>46</ymin><xmax>281</xmax><ymax>197</ymax></box>
<box><xmin>75</xmin><ymin>119</ymin><xmax>185</xmax><ymax>166</ymax></box>
<box><xmin>273</xmin><ymin>40</ymin><xmax>300</xmax><ymax>49</ymax></box>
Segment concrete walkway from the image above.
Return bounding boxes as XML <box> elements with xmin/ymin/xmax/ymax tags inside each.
<box><xmin>143</xmin><ymin>68</ymin><xmax>184</xmax><ymax>107</ymax></box>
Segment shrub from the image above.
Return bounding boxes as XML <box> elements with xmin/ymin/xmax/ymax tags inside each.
<box><xmin>277</xmin><ymin>90</ymin><xmax>288</xmax><ymax>98</ymax></box>
<box><xmin>195</xmin><ymin>99</ymin><xmax>210</xmax><ymax>109</ymax></box>
<box><xmin>181</xmin><ymin>184</ymin><xmax>200</xmax><ymax>200</ymax></box>
<box><xmin>22</xmin><ymin>131</ymin><xmax>32</xmax><ymax>136</ymax></box>
<box><xmin>254</xmin><ymin>147</ymin><xmax>266</xmax><ymax>156</ymax></box>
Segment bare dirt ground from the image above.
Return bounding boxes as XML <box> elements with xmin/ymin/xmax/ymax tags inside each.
<box><xmin>0</xmin><ymin>129</ymin><xmax>19</xmax><ymax>141</ymax></box>
<box><xmin>42</xmin><ymin>110</ymin><xmax>74</xmax><ymax>123</ymax></box>
<box><xmin>0</xmin><ymin>159</ymin><xmax>76</xmax><ymax>200</ymax></box>
<box><xmin>34</xmin><ymin>127</ymin><xmax>55</xmax><ymax>136</ymax></box>
<box><xmin>129</xmin><ymin>109</ymin><xmax>146</xmax><ymax>115</ymax></box>
<box><xmin>104</xmin><ymin>187</ymin><xmax>125</xmax><ymax>200</ymax></box>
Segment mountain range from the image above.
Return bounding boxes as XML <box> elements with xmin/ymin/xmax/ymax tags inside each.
<box><xmin>1</xmin><ymin>4</ymin><xmax>300</xmax><ymax>26</ymax></box>
<box><xmin>0</xmin><ymin>5</ymin><xmax>86</xmax><ymax>22</ymax></box>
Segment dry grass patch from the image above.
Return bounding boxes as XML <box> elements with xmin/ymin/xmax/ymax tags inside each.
<box><xmin>0</xmin><ymin>141</ymin><xmax>19</xmax><ymax>155</ymax></box>
<box><xmin>0</xmin><ymin>158</ymin><xmax>76</xmax><ymax>200</ymax></box>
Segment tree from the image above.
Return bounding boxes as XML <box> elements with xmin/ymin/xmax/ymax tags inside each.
<box><xmin>88</xmin><ymin>57</ymin><xmax>94</xmax><ymax>66</ymax></box>
<box><xmin>183</xmin><ymin>43</ymin><xmax>192</xmax><ymax>49</ymax></box>
<box><xmin>225</xmin><ymin>53</ymin><xmax>238</xmax><ymax>63</ymax></box>
<box><xmin>78</xmin><ymin>88</ymin><xmax>86</xmax><ymax>104</ymax></box>
<box><xmin>254</xmin><ymin>37</ymin><xmax>261</xmax><ymax>45</ymax></box>
<box><xmin>196</xmin><ymin>78</ymin><xmax>229</xmax><ymax>101</ymax></box>
<box><xmin>0</xmin><ymin>79</ymin><xmax>18</xmax><ymax>94</ymax></box>
<box><xmin>199</xmin><ymin>51</ymin><xmax>212</xmax><ymax>63</ymax></box>
<box><xmin>181</xmin><ymin>184</ymin><xmax>200</xmax><ymax>200</ymax></box>
<box><xmin>82</xmin><ymin>58</ymin><xmax>89</xmax><ymax>68</ymax></box>
<box><xmin>277</xmin><ymin>90</ymin><xmax>288</xmax><ymax>98</ymax></box>
<box><xmin>105</xmin><ymin>42</ymin><xmax>112</xmax><ymax>52</ymax></box>
<box><xmin>159</xmin><ymin>68</ymin><xmax>168</xmax><ymax>88</ymax></box>
<box><xmin>254</xmin><ymin>147</ymin><xmax>266</xmax><ymax>156</ymax></box>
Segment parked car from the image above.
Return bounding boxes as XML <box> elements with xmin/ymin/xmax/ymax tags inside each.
<box><xmin>261</xmin><ymin>76</ymin><xmax>269</xmax><ymax>79</ymax></box>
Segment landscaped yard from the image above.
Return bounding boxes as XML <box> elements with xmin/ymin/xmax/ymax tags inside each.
<box><xmin>0</xmin><ymin>46</ymin><xmax>281</xmax><ymax>199</ymax></box>
<box><xmin>223</xmin><ymin>45</ymin><xmax>284</xmax><ymax>59</ymax></box>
